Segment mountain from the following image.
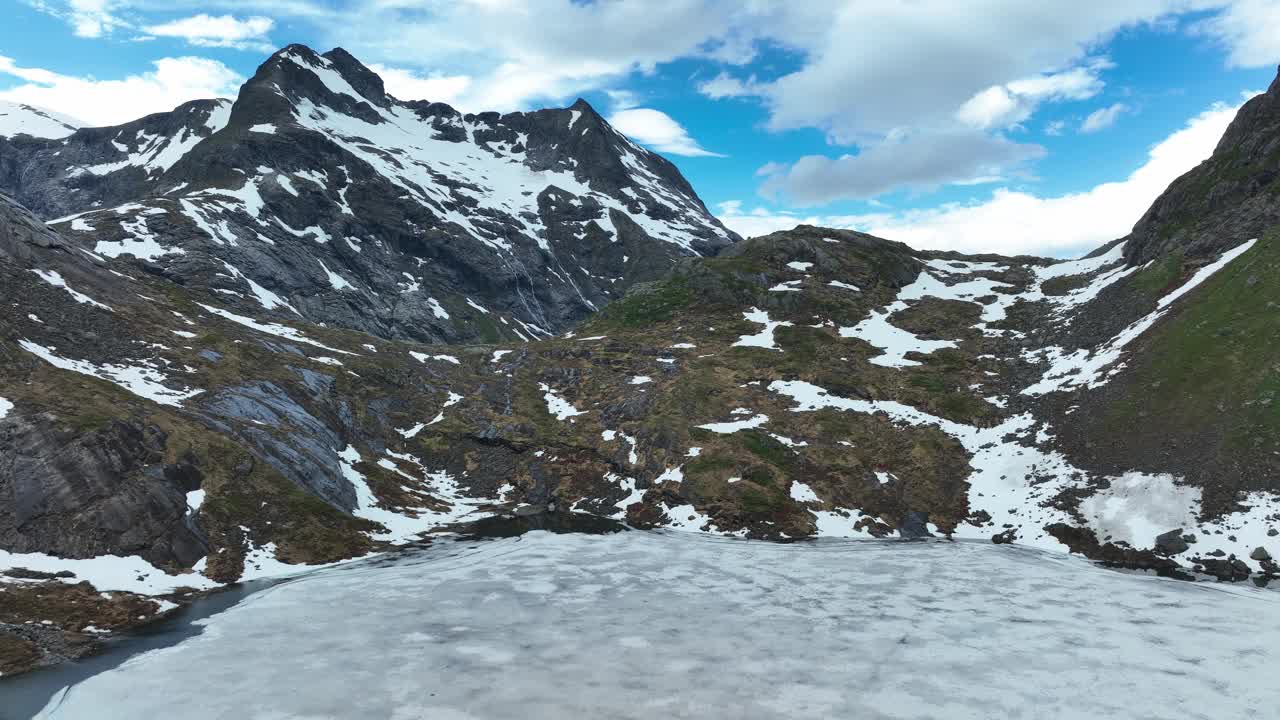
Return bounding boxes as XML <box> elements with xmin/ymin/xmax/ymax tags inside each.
<box><xmin>0</xmin><ymin>101</ymin><xmax>82</xmax><ymax>141</ymax></box>
<box><xmin>2</xmin><ymin>51</ymin><xmax>1279</xmax><ymax>676</ymax></box>
<box><xmin>0</xmin><ymin>45</ymin><xmax>738</xmax><ymax>346</ymax></box>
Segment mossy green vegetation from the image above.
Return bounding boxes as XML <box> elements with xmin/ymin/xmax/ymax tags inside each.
<box><xmin>1100</xmin><ymin>229</ymin><xmax>1279</xmax><ymax>483</ymax></box>
<box><xmin>1132</xmin><ymin>249</ymin><xmax>1186</xmax><ymax>297</ymax></box>
<box><xmin>585</xmin><ymin>276</ymin><xmax>694</xmax><ymax>330</ymax></box>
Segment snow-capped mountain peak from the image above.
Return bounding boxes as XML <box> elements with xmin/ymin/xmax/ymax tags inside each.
<box><xmin>0</xmin><ymin>100</ymin><xmax>82</xmax><ymax>140</ymax></box>
<box><xmin>0</xmin><ymin>44</ymin><xmax>738</xmax><ymax>345</ymax></box>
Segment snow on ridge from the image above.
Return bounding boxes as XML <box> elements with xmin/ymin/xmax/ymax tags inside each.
<box><xmin>1158</xmin><ymin>238</ymin><xmax>1256</xmax><ymax>309</ymax></box>
<box><xmin>78</xmin><ymin>100</ymin><xmax>232</xmax><ymax>177</ymax></box>
<box><xmin>95</xmin><ymin>213</ymin><xmax>185</xmax><ymax>261</ymax></box>
<box><xmin>410</xmin><ymin>352</ymin><xmax>460</xmax><ymax>365</ymax></box>
<box><xmin>282</xmin><ymin>87</ymin><xmax>721</xmax><ymax>255</ymax></box>
<box><xmin>221</xmin><ymin>262</ymin><xmax>298</xmax><ymax>314</ymax></box>
<box><xmin>0</xmin><ymin>100</ymin><xmax>81</xmax><ymax>139</ymax></box>
<box><xmin>19</xmin><ymin>339</ymin><xmax>203</xmax><ymax>407</ymax></box>
<box><xmin>337</xmin><ymin>444</ymin><xmax>499</xmax><ymax>544</ymax></box>
<box><xmin>0</xmin><ymin>396</ymin><xmax>13</xmax><ymax>419</ymax></box>
<box><xmin>1024</xmin><ymin>238</ymin><xmax>1257</xmax><ymax>396</ymax></box>
<box><xmin>197</xmin><ymin>303</ymin><xmax>355</xmax><ymax>355</ymax></box>
<box><xmin>29</xmin><ymin>269</ymin><xmax>113</xmax><ymax>311</ymax></box>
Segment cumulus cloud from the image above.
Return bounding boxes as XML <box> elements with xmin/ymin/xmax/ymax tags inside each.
<box><xmin>720</xmin><ymin>97</ymin><xmax>1247</xmax><ymax>257</ymax></box>
<box><xmin>713</xmin><ymin>2</ymin><xmax>1211</xmax><ymax>144</ymax></box>
<box><xmin>1193</xmin><ymin>0</ymin><xmax>1280</xmax><ymax>67</ymax></box>
<box><xmin>63</xmin><ymin>0</ymin><xmax>126</xmax><ymax>38</ymax></box>
<box><xmin>142</xmin><ymin>14</ymin><xmax>274</xmax><ymax>51</ymax></box>
<box><xmin>0</xmin><ymin>55</ymin><xmax>242</xmax><ymax>126</ymax></box>
<box><xmin>608</xmin><ymin>108</ymin><xmax>724</xmax><ymax>157</ymax></box>
<box><xmin>1080</xmin><ymin>102</ymin><xmax>1130</xmax><ymax>133</ymax></box>
<box><xmin>317</xmin><ymin>0</ymin><xmax>743</xmax><ymax>112</ymax></box>
<box><xmin>955</xmin><ymin>60</ymin><xmax>1111</xmax><ymax>130</ymax></box>
<box><xmin>697</xmin><ymin>71</ymin><xmax>761</xmax><ymax>100</ymax></box>
<box><xmin>758</xmin><ymin>132</ymin><xmax>1044</xmax><ymax>205</ymax></box>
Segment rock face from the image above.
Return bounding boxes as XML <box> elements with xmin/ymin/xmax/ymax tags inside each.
<box><xmin>0</xmin><ymin>414</ymin><xmax>206</xmax><ymax>567</ymax></box>
<box><xmin>1124</xmin><ymin>66</ymin><xmax>1280</xmax><ymax>265</ymax></box>
<box><xmin>0</xmin><ymin>99</ymin><xmax>231</xmax><ymax>220</ymax></box>
<box><xmin>0</xmin><ymin>45</ymin><xmax>738</xmax><ymax>346</ymax></box>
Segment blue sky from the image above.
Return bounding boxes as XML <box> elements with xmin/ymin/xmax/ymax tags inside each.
<box><xmin>2</xmin><ymin>1</ymin><xmax>1278</xmax><ymax>257</ymax></box>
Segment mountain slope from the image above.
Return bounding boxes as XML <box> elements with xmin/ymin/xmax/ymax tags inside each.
<box><xmin>3</xmin><ymin>53</ymin><xmax>1280</xmax><ymax>677</ymax></box>
<box><xmin>0</xmin><ymin>45</ymin><xmax>738</xmax><ymax>346</ymax></box>
<box><xmin>0</xmin><ymin>101</ymin><xmax>82</xmax><ymax>141</ymax></box>
<box><xmin>1125</xmin><ymin>68</ymin><xmax>1280</xmax><ymax>265</ymax></box>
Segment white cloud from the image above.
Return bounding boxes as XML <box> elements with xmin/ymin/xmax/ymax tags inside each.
<box><xmin>1193</xmin><ymin>0</ymin><xmax>1280</xmax><ymax>67</ymax></box>
<box><xmin>719</xmin><ymin>97</ymin><xmax>1247</xmax><ymax>257</ymax></box>
<box><xmin>605</xmin><ymin>89</ymin><xmax>641</xmax><ymax>111</ymax></box>
<box><xmin>697</xmin><ymin>71</ymin><xmax>760</xmax><ymax>100</ymax></box>
<box><xmin>366</xmin><ymin>64</ymin><xmax>472</xmax><ymax>108</ymax></box>
<box><xmin>142</xmin><ymin>14</ymin><xmax>274</xmax><ymax>51</ymax></box>
<box><xmin>0</xmin><ymin>55</ymin><xmax>242</xmax><ymax>126</ymax></box>
<box><xmin>318</xmin><ymin>0</ymin><xmax>742</xmax><ymax>112</ymax></box>
<box><xmin>1044</xmin><ymin>119</ymin><xmax>1067</xmax><ymax>135</ymax></box>
<box><xmin>66</xmin><ymin>0</ymin><xmax>126</xmax><ymax>38</ymax></box>
<box><xmin>608</xmin><ymin>108</ymin><xmax>724</xmax><ymax>157</ymax></box>
<box><xmin>1080</xmin><ymin>102</ymin><xmax>1129</xmax><ymax>133</ymax></box>
<box><xmin>956</xmin><ymin>60</ymin><xmax>1111</xmax><ymax>130</ymax></box>
<box><xmin>714</xmin><ymin>201</ymin><xmax>831</xmax><ymax>239</ymax></box>
<box><xmin>758</xmin><ymin>131</ymin><xmax>1044</xmax><ymax>204</ymax></box>
<box><xmin>709</xmin><ymin>1</ymin><xmax>1207</xmax><ymax>144</ymax></box>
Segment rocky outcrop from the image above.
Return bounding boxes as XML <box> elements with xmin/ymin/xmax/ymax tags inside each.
<box><xmin>1123</xmin><ymin>66</ymin><xmax>1280</xmax><ymax>265</ymax></box>
<box><xmin>0</xmin><ymin>414</ymin><xmax>207</xmax><ymax>567</ymax></box>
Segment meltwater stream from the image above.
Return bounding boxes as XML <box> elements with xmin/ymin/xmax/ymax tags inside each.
<box><xmin>9</xmin><ymin>529</ymin><xmax>1280</xmax><ymax>719</ymax></box>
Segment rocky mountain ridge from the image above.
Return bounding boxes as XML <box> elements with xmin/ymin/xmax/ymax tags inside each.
<box><xmin>0</xmin><ymin>45</ymin><xmax>738</xmax><ymax>347</ymax></box>
<box><xmin>2</xmin><ymin>53</ymin><xmax>1279</xmax><ymax>678</ymax></box>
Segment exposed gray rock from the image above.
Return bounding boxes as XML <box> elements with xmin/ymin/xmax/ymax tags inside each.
<box><xmin>0</xmin><ymin>414</ymin><xmax>207</xmax><ymax>566</ymax></box>
<box><xmin>199</xmin><ymin>382</ymin><xmax>354</xmax><ymax>511</ymax></box>
<box><xmin>898</xmin><ymin>511</ymin><xmax>933</xmax><ymax>539</ymax></box>
<box><xmin>1155</xmin><ymin>529</ymin><xmax>1190</xmax><ymax>555</ymax></box>
<box><xmin>1124</xmin><ymin>66</ymin><xmax>1280</xmax><ymax>265</ymax></box>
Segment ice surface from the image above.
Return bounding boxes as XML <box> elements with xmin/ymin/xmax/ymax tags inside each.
<box><xmin>0</xmin><ymin>396</ymin><xmax>11</xmax><ymax>418</ymax></box>
<box><xmin>32</xmin><ymin>531</ymin><xmax>1280</xmax><ymax>720</ymax></box>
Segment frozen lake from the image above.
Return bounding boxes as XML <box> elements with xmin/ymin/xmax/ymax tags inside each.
<box><xmin>20</xmin><ymin>530</ymin><xmax>1280</xmax><ymax>719</ymax></box>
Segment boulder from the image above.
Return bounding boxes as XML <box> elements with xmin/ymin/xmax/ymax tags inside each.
<box><xmin>1155</xmin><ymin>528</ymin><xmax>1189</xmax><ymax>555</ymax></box>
